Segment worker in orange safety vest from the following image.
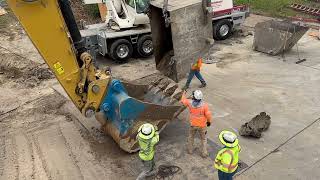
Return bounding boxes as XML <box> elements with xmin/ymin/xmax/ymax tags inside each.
<box><xmin>180</xmin><ymin>89</ymin><xmax>212</xmax><ymax>157</ymax></box>
<box><xmin>182</xmin><ymin>58</ymin><xmax>207</xmax><ymax>90</ymax></box>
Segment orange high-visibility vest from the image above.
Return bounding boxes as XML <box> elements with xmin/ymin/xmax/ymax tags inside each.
<box><xmin>191</xmin><ymin>58</ymin><xmax>203</xmax><ymax>71</ymax></box>
<box><xmin>181</xmin><ymin>95</ymin><xmax>212</xmax><ymax>127</ymax></box>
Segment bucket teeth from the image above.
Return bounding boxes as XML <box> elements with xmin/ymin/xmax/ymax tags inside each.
<box><xmin>158</xmin><ymin>78</ymin><xmax>172</xmax><ymax>90</ymax></box>
<box><xmin>164</xmin><ymin>83</ymin><xmax>178</xmax><ymax>96</ymax></box>
<box><xmin>151</xmin><ymin>77</ymin><xmax>164</xmax><ymax>86</ymax></box>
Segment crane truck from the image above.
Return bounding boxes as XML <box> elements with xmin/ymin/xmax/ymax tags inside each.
<box><xmin>81</xmin><ymin>0</ymin><xmax>249</xmax><ymax>62</ymax></box>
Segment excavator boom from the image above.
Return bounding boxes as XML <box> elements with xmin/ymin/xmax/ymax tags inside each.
<box><xmin>8</xmin><ymin>0</ymin><xmax>184</xmax><ymax>152</ymax></box>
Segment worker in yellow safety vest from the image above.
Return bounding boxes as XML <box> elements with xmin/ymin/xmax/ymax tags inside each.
<box><xmin>136</xmin><ymin>123</ymin><xmax>159</xmax><ymax>180</ymax></box>
<box><xmin>214</xmin><ymin>131</ymin><xmax>241</xmax><ymax>180</ymax></box>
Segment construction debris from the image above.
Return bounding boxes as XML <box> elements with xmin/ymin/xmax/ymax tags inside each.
<box><xmin>239</xmin><ymin>112</ymin><xmax>271</xmax><ymax>138</ymax></box>
<box><xmin>253</xmin><ymin>20</ymin><xmax>309</xmax><ymax>55</ymax></box>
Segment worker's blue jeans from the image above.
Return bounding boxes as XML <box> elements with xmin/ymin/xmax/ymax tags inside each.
<box><xmin>218</xmin><ymin>169</ymin><xmax>237</xmax><ymax>180</ymax></box>
<box><xmin>185</xmin><ymin>69</ymin><xmax>206</xmax><ymax>88</ymax></box>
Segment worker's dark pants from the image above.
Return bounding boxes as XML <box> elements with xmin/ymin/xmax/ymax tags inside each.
<box><xmin>185</xmin><ymin>69</ymin><xmax>206</xmax><ymax>88</ymax></box>
<box><xmin>137</xmin><ymin>158</ymin><xmax>156</xmax><ymax>180</ymax></box>
<box><xmin>218</xmin><ymin>169</ymin><xmax>237</xmax><ymax>180</ymax></box>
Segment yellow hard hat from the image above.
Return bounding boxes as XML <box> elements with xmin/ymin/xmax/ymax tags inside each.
<box><xmin>219</xmin><ymin>130</ymin><xmax>239</xmax><ymax>148</ymax></box>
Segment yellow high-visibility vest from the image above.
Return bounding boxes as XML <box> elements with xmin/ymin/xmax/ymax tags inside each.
<box><xmin>214</xmin><ymin>145</ymin><xmax>241</xmax><ymax>173</ymax></box>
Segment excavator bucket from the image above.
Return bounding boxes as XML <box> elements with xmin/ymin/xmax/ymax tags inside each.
<box><xmin>253</xmin><ymin>20</ymin><xmax>309</xmax><ymax>55</ymax></box>
<box><xmin>95</xmin><ymin>75</ymin><xmax>185</xmax><ymax>153</ymax></box>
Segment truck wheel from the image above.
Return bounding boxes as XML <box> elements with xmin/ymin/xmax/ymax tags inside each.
<box><xmin>110</xmin><ymin>39</ymin><xmax>133</xmax><ymax>62</ymax></box>
<box><xmin>137</xmin><ymin>35</ymin><xmax>153</xmax><ymax>58</ymax></box>
<box><xmin>213</xmin><ymin>19</ymin><xmax>232</xmax><ymax>40</ymax></box>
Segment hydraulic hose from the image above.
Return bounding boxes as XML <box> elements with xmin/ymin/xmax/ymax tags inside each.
<box><xmin>58</xmin><ymin>0</ymin><xmax>86</xmax><ymax>56</ymax></box>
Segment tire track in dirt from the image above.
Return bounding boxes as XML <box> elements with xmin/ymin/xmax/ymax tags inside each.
<box><xmin>30</xmin><ymin>140</ymin><xmax>49</xmax><ymax>180</ymax></box>
<box><xmin>59</xmin><ymin>121</ymin><xmax>111</xmax><ymax>180</ymax></box>
<box><xmin>1</xmin><ymin>136</ymin><xmax>19</xmax><ymax>180</ymax></box>
<box><xmin>15</xmin><ymin>133</ymin><xmax>34</xmax><ymax>180</ymax></box>
<box><xmin>34</xmin><ymin>121</ymin><xmax>84</xmax><ymax>180</ymax></box>
<box><xmin>0</xmin><ymin>136</ymin><xmax>5</xmax><ymax>177</ymax></box>
<box><xmin>31</xmin><ymin>133</ymin><xmax>52</xmax><ymax>180</ymax></box>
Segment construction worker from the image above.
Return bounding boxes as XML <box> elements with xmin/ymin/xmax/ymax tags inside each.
<box><xmin>214</xmin><ymin>131</ymin><xmax>241</xmax><ymax>180</ymax></box>
<box><xmin>182</xmin><ymin>57</ymin><xmax>207</xmax><ymax>90</ymax></box>
<box><xmin>136</xmin><ymin>123</ymin><xmax>159</xmax><ymax>180</ymax></box>
<box><xmin>180</xmin><ymin>90</ymin><xmax>212</xmax><ymax>157</ymax></box>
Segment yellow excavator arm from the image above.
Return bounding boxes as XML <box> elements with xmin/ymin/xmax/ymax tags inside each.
<box><xmin>7</xmin><ymin>0</ymin><xmax>184</xmax><ymax>153</ymax></box>
<box><xmin>8</xmin><ymin>0</ymin><xmax>110</xmax><ymax>116</ymax></box>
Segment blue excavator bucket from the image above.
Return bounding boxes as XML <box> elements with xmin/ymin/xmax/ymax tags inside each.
<box><xmin>96</xmin><ymin>75</ymin><xmax>184</xmax><ymax>153</ymax></box>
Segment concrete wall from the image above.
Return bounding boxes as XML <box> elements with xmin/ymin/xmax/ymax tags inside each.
<box><xmin>150</xmin><ymin>2</ymin><xmax>212</xmax><ymax>82</ymax></box>
<box><xmin>170</xmin><ymin>3</ymin><xmax>212</xmax><ymax>80</ymax></box>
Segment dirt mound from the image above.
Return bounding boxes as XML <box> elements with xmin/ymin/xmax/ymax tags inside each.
<box><xmin>0</xmin><ymin>51</ymin><xmax>54</xmax><ymax>87</ymax></box>
<box><xmin>239</xmin><ymin>112</ymin><xmax>271</xmax><ymax>138</ymax></box>
<box><xmin>14</xmin><ymin>66</ymin><xmax>54</xmax><ymax>88</ymax></box>
<box><xmin>0</xmin><ymin>52</ymin><xmax>35</xmax><ymax>70</ymax></box>
<box><xmin>31</xmin><ymin>92</ymin><xmax>67</xmax><ymax>115</ymax></box>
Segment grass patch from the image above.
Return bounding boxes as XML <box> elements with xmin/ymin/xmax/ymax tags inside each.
<box><xmin>234</xmin><ymin>0</ymin><xmax>316</xmax><ymax>18</ymax></box>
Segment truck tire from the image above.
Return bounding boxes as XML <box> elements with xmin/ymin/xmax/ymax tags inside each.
<box><xmin>110</xmin><ymin>39</ymin><xmax>133</xmax><ymax>62</ymax></box>
<box><xmin>137</xmin><ymin>35</ymin><xmax>153</xmax><ymax>58</ymax></box>
<box><xmin>213</xmin><ymin>19</ymin><xmax>232</xmax><ymax>40</ymax></box>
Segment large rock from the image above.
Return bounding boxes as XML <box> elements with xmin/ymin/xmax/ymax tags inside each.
<box><xmin>239</xmin><ymin>112</ymin><xmax>271</xmax><ymax>138</ymax></box>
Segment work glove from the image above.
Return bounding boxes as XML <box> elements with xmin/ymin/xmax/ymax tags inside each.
<box><xmin>206</xmin><ymin>122</ymin><xmax>211</xmax><ymax>127</ymax></box>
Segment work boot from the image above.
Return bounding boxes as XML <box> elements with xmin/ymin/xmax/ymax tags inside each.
<box><xmin>199</xmin><ymin>83</ymin><xmax>206</xmax><ymax>88</ymax></box>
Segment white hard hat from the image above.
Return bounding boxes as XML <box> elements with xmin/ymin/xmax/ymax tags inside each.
<box><xmin>140</xmin><ymin>123</ymin><xmax>153</xmax><ymax>135</ymax></box>
<box><xmin>223</xmin><ymin>132</ymin><xmax>237</xmax><ymax>143</ymax></box>
<box><xmin>193</xmin><ymin>90</ymin><xmax>203</xmax><ymax>100</ymax></box>
<box><xmin>138</xmin><ymin>123</ymin><xmax>156</xmax><ymax>139</ymax></box>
